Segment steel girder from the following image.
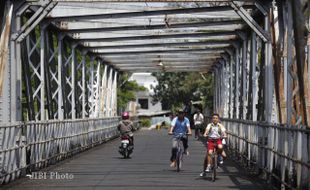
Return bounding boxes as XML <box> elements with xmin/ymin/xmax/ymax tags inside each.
<box><xmin>2</xmin><ymin>0</ymin><xmax>310</xmax><ymax>128</ymax></box>
<box><xmin>61</xmin><ymin>20</ymin><xmax>244</xmax><ymax>33</ymax></box>
<box><xmin>18</xmin><ymin>23</ymin><xmax>118</xmax><ymax>121</ymax></box>
<box><xmin>48</xmin><ymin>6</ymin><xmax>249</xmax><ymax>21</ymax></box>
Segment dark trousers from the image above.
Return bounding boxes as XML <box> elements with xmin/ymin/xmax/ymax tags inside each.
<box><xmin>170</xmin><ymin>137</ymin><xmax>188</xmax><ymax>162</ymax></box>
<box><xmin>194</xmin><ymin>124</ymin><xmax>203</xmax><ymax>138</ymax></box>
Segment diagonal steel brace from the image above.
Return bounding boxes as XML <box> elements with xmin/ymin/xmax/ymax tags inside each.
<box><xmin>230</xmin><ymin>1</ymin><xmax>271</xmax><ymax>42</ymax></box>
<box><xmin>12</xmin><ymin>0</ymin><xmax>57</xmax><ymax>43</ymax></box>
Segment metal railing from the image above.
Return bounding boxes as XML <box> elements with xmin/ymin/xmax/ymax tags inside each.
<box><xmin>0</xmin><ymin>117</ymin><xmax>120</xmax><ymax>184</ymax></box>
<box><xmin>222</xmin><ymin>118</ymin><xmax>310</xmax><ymax>190</ymax></box>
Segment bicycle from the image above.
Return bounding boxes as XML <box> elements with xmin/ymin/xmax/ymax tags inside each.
<box><xmin>208</xmin><ymin>138</ymin><xmax>223</xmax><ymax>181</ymax></box>
<box><xmin>210</xmin><ymin>140</ymin><xmax>218</xmax><ymax>181</ymax></box>
<box><xmin>169</xmin><ymin>133</ymin><xmax>190</xmax><ymax>172</ymax></box>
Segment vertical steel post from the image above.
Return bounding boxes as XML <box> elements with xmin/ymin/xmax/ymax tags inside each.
<box><xmin>230</xmin><ymin>55</ymin><xmax>234</xmax><ymax>118</ymax></box>
<box><xmin>57</xmin><ymin>34</ymin><xmax>64</xmax><ymax>120</ymax></box>
<box><xmin>235</xmin><ymin>48</ymin><xmax>240</xmax><ymax>119</ymax></box>
<box><xmin>251</xmin><ymin>31</ymin><xmax>258</xmax><ymax>121</ymax></box>
<box><xmin>94</xmin><ymin>60</ymin><xmax>101</xmax><ymax>118</ymax></box>
<box><xmin>241</xmin><ymin>38</ymin><xmax>247</xmax><ymax>119</ymax></box>
<box><xmin>224</xmin><ymin>61</ymin><xmax>229</xmax><ymax>117</ymax></box>
<box><xmin>101</xmin><ymin>65</ymin><xmax>108</xmax><ymax>117</ymax></box>
<box><xmin>113</xmin><ymin>71</ymin><xmax>118</xmax><ymax>116</ymax></box>
<box><xmin>219</xmin><ymin>63</ymin><xmax>223</xmax><ymax>115</ymax></box>
<box><xmin>88</xmin><ymin>57</ymin><xmax>95</xmax><ymax>117</ymax></box>
<box><xmin>214</xmin><ymin>68</ymin><xmax>218</xmax><ymax>113</ymax></box>
<box><xmin>216</xmin><ymin>65</ymin><xmax>221</xmax><ymax>113</ymax></box>
<box><xmin>264</xmin><ymin>8</ymin><xmax>273</xmax><ymax>123</ymax></box>
<box><xmin>107</xmin><ymin>67</ymin><xmax>113</xmax><ymax>117</ymax></box>
<box><xmin>71</xmin><ymin>45</ymin><xmax>76</xmax><ymax>119</ymax></box>
<box><xmin>39</xmin><ymin>24</ymin><xmax>46</xmax><ymax>120</ymax></box>
<box><xmin>8</xmin><ymin>3</ymin><xmax>22</xmax><ymax>122</ymax></box>
<box><xmin>81</xmin><ymin>53</ymin><xmax>86</xmax><ymax>118</ymax></box>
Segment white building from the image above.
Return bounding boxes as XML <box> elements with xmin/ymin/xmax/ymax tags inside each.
<box><xmin>129</xmin><ymin>73</ymin><xmax>162</xmax><ymax>113</ymax></box>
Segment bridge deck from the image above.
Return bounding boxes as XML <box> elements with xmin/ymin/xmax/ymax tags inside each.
<box><xmin>3</xmin><ymin>129</ymin><xmax>267</xmax><ymax>190</ymax></box>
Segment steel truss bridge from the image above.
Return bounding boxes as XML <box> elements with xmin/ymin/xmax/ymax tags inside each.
<box><xmin>0</xmin><ymin>0</ymin><xmax>310</xmax><ymax>189</ymax></box>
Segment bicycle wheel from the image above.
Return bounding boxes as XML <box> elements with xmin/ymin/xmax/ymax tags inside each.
<box><xmin>211</xmin><ymin>154</ymin><xmax>217</xmax><ymax>181</ymax></box>
<box><xmin>176</xmin><ymin>148</ymin><xmax>181</xmax><ymax>172</ymax></box>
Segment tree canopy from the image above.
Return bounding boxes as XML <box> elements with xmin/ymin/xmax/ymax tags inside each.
<box><xmin>151</xmin><ymin>72</ymin><xmax>214</xmax><ymax>111</ymax></box>
<box><xmin>117</xmin><ymin>72</ymin><xmax>146</xmax><ymax>113</ymax></box>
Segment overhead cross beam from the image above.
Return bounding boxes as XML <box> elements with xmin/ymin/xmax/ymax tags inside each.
<box><xmin>118</xmin><ymin>66</ymin><xmax>213</xmax><ymax>72</ymax></box>
<box><xmin>113</xmin><ymin>61</ymin><xmax>217</xmax><ymax>66</ymax></box>
<box><xmin>85</xmin><ymin>40</ymin><xmax>234</xmax><ymax>50</ymax></box>
<box><xmin>48</xmin><ymin>5</ymin><xmax>254</xmax><ymax>21</ymax></box>
<box><xmin>95</xmin><ymin>48</ymin><xmax>226</xmax><ymax>55</ymax></box>
<box><xmin>77</xmin><ymin>31</ymin><xmax>237</xmax><ymax>42</ymax></box>
<box><xmin>60</xmin><ymin>20</ymin><xmax>243</xmax><ymax>33</ymax></box>
<box><xmin>110</xmin><ymin>59</ymin><xmax>219</xmax><ymax>64</ymax></box>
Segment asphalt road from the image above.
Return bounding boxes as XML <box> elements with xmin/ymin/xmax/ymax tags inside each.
<box><xmin>3</xmin><ymin>128</ymin><xmax>268</xmax><ymax>190</ymax></box>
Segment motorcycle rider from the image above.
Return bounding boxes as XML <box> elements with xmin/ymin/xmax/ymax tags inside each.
<box><xmin>118</xmin><ymin>112</ymin><xmax>135</xmax><ymax>146</ymax></box>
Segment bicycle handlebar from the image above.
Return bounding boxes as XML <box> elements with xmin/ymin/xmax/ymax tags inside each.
<box><xmin>168</xmin><ymin>132</ymin><xmax>191</xmax><ymax>137</ymax></box>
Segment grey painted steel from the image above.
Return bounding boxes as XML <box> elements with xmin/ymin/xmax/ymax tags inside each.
<box><xmin>230</xmin><ymin>1</ymin><xmax>270</xmax><ymax>42</ymax></box>
<box><xmin>240</xmin><ymin>38</ymin><xmax>247</xmax><ymax>119</ymax></box>
<box><xmin>234</xmin><ymin>47</ymin><xmax>240</xmax><ymax>119</ymax></box>
<box><xmin>0</xmin><ymin>117</ymin><xmax>120</xmax><ymax>185</ymax></box>
<box><xmin>78</xmin><ymin>31</ymin><xmax>237</xmax><ymax>42</ymax></box>
<box><xmin>40</xmin><ymin>25</ymin><xmax>46</xmax><ymax>120</ymax></box>
<box><xmin>49</xmin><ymin>6</ymin><xmax>242</xmax><ymax>21</ymax></box>
<box><xmin>285</xmin><ymin>1</ymin><xmax>293</xmax><ymax>125</ymax></box>
<box><xmin>96</xmin><ymin>48</ymin><xmax>226</xmax><ymax>56</ymax></box>
<box><xmin>87</xmin><ymin>58</ymin><xmax>94</xmax><ymax>117</ymax></box>
<box><xmin>223</xmin><ymin>118</ymin><xmax>310</xmax><ymax>190</ymax></box>
<box><xmin>107</xmin><ymin>67</ymin><xmax>113</xmax><ymax>117</ymax></box>
<box><xmin>94</xmin><ymin>60</ymin><xmax>101</xmax><ymax>118</ymax></box>
<box><xmin>112</xmin><ymin>59</ymin><xmax>219</xmax><ymax>64</ymax></box>
<box><xmin>71</xmin><ymin>45</ymin><xmax>76</xmax><ymax>119</ymax></box>
<box><xmin>223</xmin><ymin>61</ymin><xmax>230</xmax><ymax>118</ymax></box>
<box><xmin>112</xmin><ymin>71</ymin><xmax>117</xmax><ymax>116</ymax></box>
<box><xmin>100</xmin><ymin>65</ymin><xmax>108</xmax><ymax>117</ymax></box>
<box><xmin>57</xmin><ymin>34</ymin><xmax>64</xmax><ymax>120</ymax></box>
<box><xmin>1</xmin><ymin>2</ymin><xmax>18</xmax><ymax>125</ymax></box>
<box><xmin>25</xmin><ymin>30</ymin><xmax>44</xmax><ymax>121</ymax></box>
<box><xmin>264</xmin><ymin>7</ymin><xmax>273</xmax><ymax>123</ymax></box>
<box><xmin>250</xmin><ymin>31</ymin><xmax>257</xmax><ymax>121</ymax></box>
<box><xmin>218</xmin><ymin>65</ymin><xmax>222</xmax><ymax>114</ymax></box>
<box><xmin>14</xmin><ymin>2</ymin><xmax>58</xmax><ymax>43</ymax></box>
<box><xmin>213</xmin><ymin>68</ymin><xmax>217</xmax><ymax>113</ymax></box>
<box><xmin>81</xmin><ymin>53</ymin><xmax>86</xmax><ymax>118</ymax></box>
<box><xmin>229</xmin><ymin>54</ymin><xmax>234</xmax><ymax>118</ymax></box>
<box><xmin>102</xmin><ymin>53</ymin><xmax>222</xmax><ymax>60</ymax></box>
<box><xmin>86</xmin><ymin>41</ymin><xmax>234</xmax><ymax>50</ymax></box>
<box><xmin>63</xmin><ymin>20</ymin><xmax>244</xmax><ymax>33</ymax></box>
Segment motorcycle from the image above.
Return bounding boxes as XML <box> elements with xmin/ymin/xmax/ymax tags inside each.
<box><xmin>119</xmin><ymin>135</ymin><xmax>133</xmax><ymax>158</ymax></box>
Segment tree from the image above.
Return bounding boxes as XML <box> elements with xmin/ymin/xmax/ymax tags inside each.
<box><xmin>117</xmin><ymin>72</ymin><xmax>146</xmax><ymax>113</ymax></box>
<box><xmin>151</xmin><ymin>72</ymin><xmax>213</xmax><ymax>111</ymax></box>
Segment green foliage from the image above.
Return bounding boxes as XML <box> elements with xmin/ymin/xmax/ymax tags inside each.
<box><xmin>151</xmin><ymin>72</ymin><xmax>213</xmax><ymax>111</ymax></box>
<box><xmin>140</xmin><ymin>118</ymin><xmax>151</xmax><ymax>127</ymax></box>
<box><xmin>117</xmin><ymin>72</ymin><xmax>146</xmax><ymax>112</ymax></box>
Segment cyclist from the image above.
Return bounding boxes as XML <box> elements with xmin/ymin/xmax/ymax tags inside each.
<box><xmin>168</xmin><ymin>109</ymin><xmax>192</xmax><ymax>167</ymax></box>
<box><xmin>200</xmin><ymin>113</ymin><xmax>227</xmax><ymax>176</ymax></box>
<box><xmin>118</xmin><ymin>112</ymin><xmax>135</xmax><ymax>146</ymax></box>
<box><xmin>193</xmin><ymin>109</ymin><xmax>204</xmax><ymax>139</ymax></box>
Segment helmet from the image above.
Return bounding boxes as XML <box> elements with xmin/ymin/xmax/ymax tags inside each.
<box><xmin>122</xmin><ymin>112</ymin><xmax>129</xmax><ymax>120</ymax></box>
